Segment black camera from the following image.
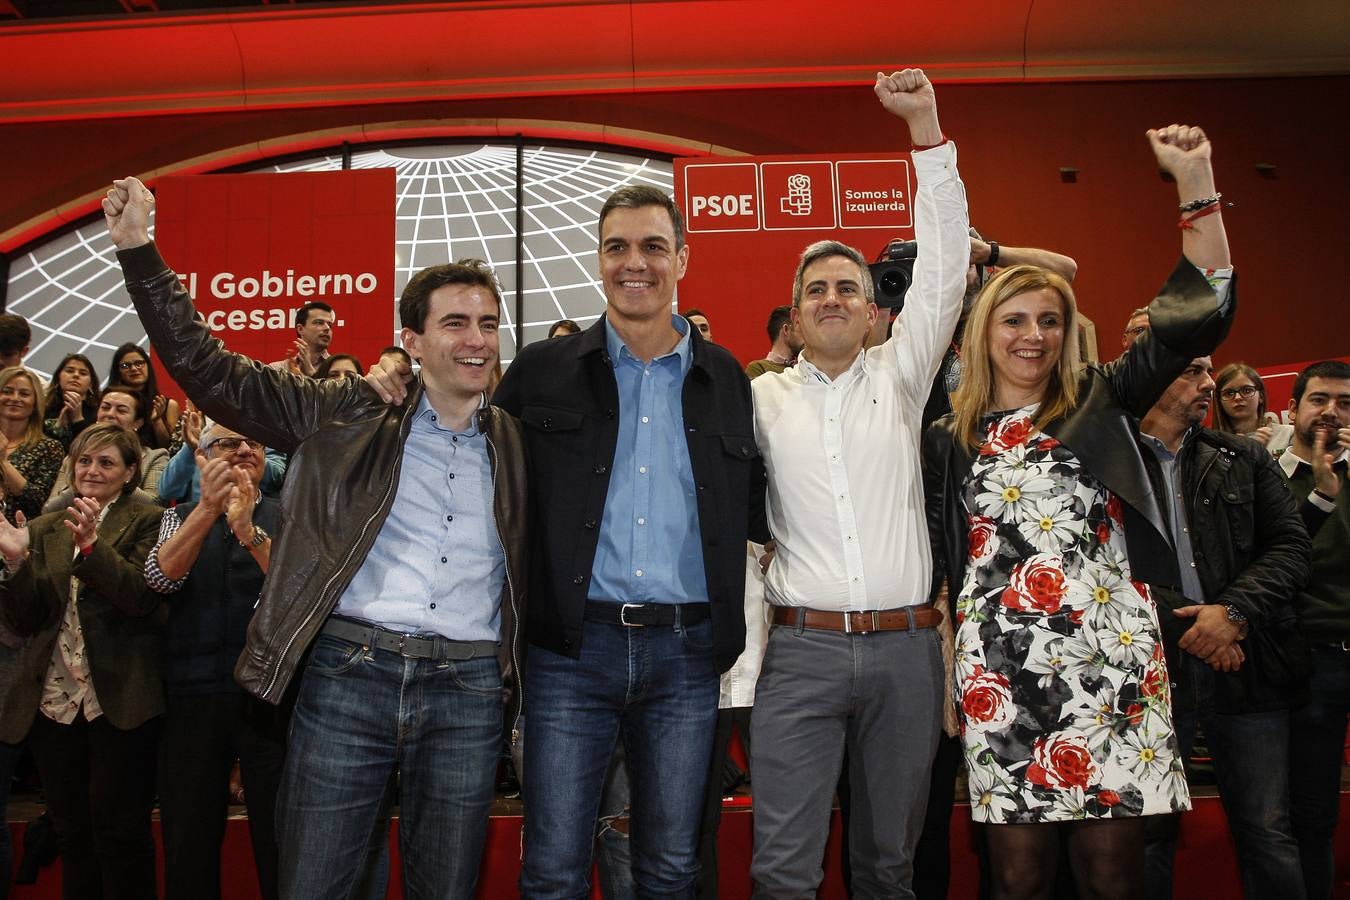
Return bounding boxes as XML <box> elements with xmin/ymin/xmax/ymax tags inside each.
<box><xmin>868</xmin><ymin>239</ymin><xmax>918</xmax><ymax>310</ymax></box>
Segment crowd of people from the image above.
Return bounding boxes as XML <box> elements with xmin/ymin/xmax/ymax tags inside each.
<box><xmin>0</xmin><ymin>66</ymin><xmax>1343</xmax><ymax>900</ymax></box>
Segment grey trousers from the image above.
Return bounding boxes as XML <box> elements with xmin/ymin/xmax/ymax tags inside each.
<box><xmin>749</xmin><ymin>622</ymin><xmax>943</xmax><ymax>900</ymax></box>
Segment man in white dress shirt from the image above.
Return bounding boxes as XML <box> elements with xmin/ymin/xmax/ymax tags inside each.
<box><xmin>747</xmin><ymin>67</ymin><xmax>970</xmax><ymax>899</ymax></box>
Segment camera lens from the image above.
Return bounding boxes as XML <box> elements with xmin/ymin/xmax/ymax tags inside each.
<box><xmin>879</xmin><ymin>268</ymin><xmax>909</xmax><ymax>300</ymax></box>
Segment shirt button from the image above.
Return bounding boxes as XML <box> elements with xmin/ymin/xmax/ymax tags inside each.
<box><xmin>573</xmin><ymin>575</ymin><xmax>584</xmax><ymax>585</ymax></box>
<box><xmin>430</xmin><ymin>603</ymin><xmax>437</xmax><ymax>609</ymax></box>
<box><xmin>441</xmin><ymin>556</ymin><xmax>448</xmax><ymax>563</ymax></box>
<box><xmin>452</xmin><ymin>436</ymin><xmax>458</xmax><ymax>443</ymax></box>
<box><xmin>635</xmin><ymin>569</ymin><xmax>644</xmax><ymax>577</ymax></box>
<box><xmin>449</xmin><ymin>473</ymin><xmax>455</xmax><ymax>480</ymax></box>
<box><xmin>447</xmin><ymin>515</ymin><xmax>454</xmax><ymax>522</ymax></box>
<box><xmin>639</xmin><ymin>466</ymin><xmax>648</xmax><ymax>474</ymax></box>
<box><xmin>637</xmin><ymin>517</ymin><xmax>646</xmax><ymax>525</ymax></box>
<box><xmin>641</xmin><ymin>416</ymin><xmax>650</xmax><ymax>424</ymax></box>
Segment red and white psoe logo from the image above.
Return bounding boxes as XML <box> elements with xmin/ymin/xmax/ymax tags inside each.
<box><xmin>683</xmin><ymin>163</ymin><xmax>759</xmax><ymax>233</ymax></box>
<box><xmin>759</xmin><ymin>161</ymin><xmax>836</xmax><ymax>231</ymax></box>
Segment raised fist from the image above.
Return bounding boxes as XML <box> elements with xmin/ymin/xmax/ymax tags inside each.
<box><xmin>102</xmin><ymin>176</ymin><xmax>154</xmax><ymax>250</ymax></box>
<box><xmin>874</xmin><ymin>68</ymin><xmax>937</xmax><ymax>123</ymax></box>
<box><xmin>1146</xmin><ymin>124</ymin><xmax>1212</xmax><ymax>178</ymax></box>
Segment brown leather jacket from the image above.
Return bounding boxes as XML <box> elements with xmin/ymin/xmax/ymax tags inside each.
<box><xmin>117</xmin><ymin>243</ymin><xmax>529</xmax><ymax>739</ymax></box>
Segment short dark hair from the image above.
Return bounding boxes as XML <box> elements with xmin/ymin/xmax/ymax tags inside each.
<box><xmin>379</xmin><ymin>346</ymin><xmax>412</xmax><ymax>366</ymax></box>
<box><xmin>100</xmin><ymin>383</ymin><xmax>147</xmax><ymax>421</ymax></box>
<box><xmin>684</xmin><ymin>308</ymin><xmax>707</xmax><ymax>320</ymax></box>
<box><xmin>547</xmin><ymin>319</ymin><xmax>580</xmax><ymax>339</ymax></box>
<box><xmin>296</xmin><ymin>302</ymin><xmax>335</xmax><ymax>329</ymax></box>
<box><xmin>766</xmin><ymin>305</ymin><xmax>793</xmax><ymax>343</ymax></box>
<box><xmin>314</xmin><ymin>353</ymin><xmax>364</xmax><ymax>380</ymax></box>
<box><xmin>1292</xmin><ymin>360</ymin><xmax>1350</xmax><ymax>403</ymax></box>
<box><xmin>598</xmin><ymin>186</ymin><xmax>685</xmax><ymax>250</ymax></box>
<box><xmin>0</xmin><ymin>314</ymin><xmax>31</xmax><ymax>357</ymax></box>
<box><xmin>399</xmin><ymin>260</ymin><xmax>503</xmax><ymax>333</ymax></box>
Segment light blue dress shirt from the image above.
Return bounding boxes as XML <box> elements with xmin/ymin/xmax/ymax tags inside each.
<box><xmin>335</xmin><ymin>393</ymin><xmax>504</xmax><ymax>641</ymax></box>
<box><xmin>588</xmin><ymin>315</ymin><xmax>708</xmax><ymax>606</ymax></box>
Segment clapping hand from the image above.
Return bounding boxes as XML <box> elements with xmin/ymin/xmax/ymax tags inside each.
<box><xmin>0</xmin><ymin>511</ymin><xmax>29</xmax><ymax>567</ymax></box>
<box><xmin>63</xmin><ymin>496</ymin><xmax>102</xmax><ymax>553</ymax></box>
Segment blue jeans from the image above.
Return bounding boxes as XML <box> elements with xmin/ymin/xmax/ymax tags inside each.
<box><xmin>276</xmin><ymin>633</ymin><xmax>503</xmax><ymax>900</ymax></box>
<box><xmin>596</xmin><ymin>744</ymin><xmax>635</xmax><ymax>900</ymax></box>
<box><xmin>520</xmin><ymin>616</ymin><xmax>719</xmax><ymax>900</ymax></box>
<box><xmin>1290</xmin><ymin>645</ymin><xmax>1350</xmax><ymax>900</ymax></box>
<box><xmin>1144</xmin><ymin>652</ymin><xmax>1304</xmax><ymax>900</ymax></box>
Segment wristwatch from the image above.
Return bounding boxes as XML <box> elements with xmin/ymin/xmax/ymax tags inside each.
<box><xmin>1223</xmin><ymin>604</ymin><xmax>1248</xmax><ymax>627</ymax></box>
<box><xmin>239</xmin><ymin>524</ymin><xmax>269</xmax><ymax>549</ymax></box>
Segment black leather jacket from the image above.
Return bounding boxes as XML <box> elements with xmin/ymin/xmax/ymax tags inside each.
<box><xmin>1147</xmin><ymin>428</ymin><xmax>1311</xmax><ymax>712</ymax></box>
<box><xmin>923</xmin><ymin>257</ymin><xmax>1236</xmax><ymax>621</ymax></box>
<box><xmin>117</xmin><ymin>243</ymin><xmax>529</xmax><ymax>739</ymax></box>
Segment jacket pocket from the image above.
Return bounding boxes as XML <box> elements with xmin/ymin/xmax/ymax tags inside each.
<box><xmin>719</xmin><ymin>433</ymin><xmax>759</xmax><ymax>462</ymax></box>
<box><xmin>520</xmin><ymin>405</ymin><xmax>585</xmax><ymax>434</ymax></box>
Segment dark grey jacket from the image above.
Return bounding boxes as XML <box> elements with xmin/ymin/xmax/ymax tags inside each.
<box><xmin>0</xmin><ymin>498</ymin><xmax>166</xmax><ymax>743</ymax></box>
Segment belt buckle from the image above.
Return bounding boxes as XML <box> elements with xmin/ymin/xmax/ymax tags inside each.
<box><xmin>1340</xmin><ymin>641</ymin><xmax>1350</xmax><ymax>653</ymax></box>
<box><xmin>619</xmin><ymin>603</ymin><xmax>645</xmax><ymax>627</ymax></box>
<box><xmin>865</xmin><ymin>610</ymin><xmax>880</xmax><ymax>633</ymax></box>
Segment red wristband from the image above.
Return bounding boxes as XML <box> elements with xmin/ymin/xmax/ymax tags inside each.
<box><xmin>912</xmin><ymin>135</ymin><xmax>949</xmax><ymax>151</ymax></box>
<box><xmin>1178</xmin><ymin>202</ymin><xmax>1222</xmax><ymax>230</ymax></box>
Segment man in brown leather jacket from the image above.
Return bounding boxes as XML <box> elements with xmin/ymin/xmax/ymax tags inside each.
<box><xmin>103</xmin><ymin>176</ymin><xmax>528</xmax><ymax>899</ymax></box>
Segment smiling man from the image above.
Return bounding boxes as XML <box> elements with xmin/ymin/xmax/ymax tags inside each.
<box><xmin>746</xmin><ymin>68</ymin><xmax>970</xmax><ymax>898</ymax></box>
<box><xmin>1137</xmin><ymin>355</ymin><xmax>1311</xmax><ymax>900</ymax></box>
<box><xmin>488</xmin><ymin>181</ymin><xmax>758</xmax><ymax>897</ymax></box>
<box><xmin>101</xmin><ymin>176</ymin><xmax>528</xmax><ymax>899</ymax></box>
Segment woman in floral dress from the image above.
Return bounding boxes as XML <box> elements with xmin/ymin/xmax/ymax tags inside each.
<box><xmin>921</xmin><ymin>124</ymin><xmax>1235</xmax><ymax>899</ymax></box>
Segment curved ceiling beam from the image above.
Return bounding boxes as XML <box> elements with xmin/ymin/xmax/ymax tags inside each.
<box><xmin>0</xmin><ymin>116</ymin><xmax>747</xmax><ymax>253</ymax></box>
<box><xmin>2</xmin><ymin>0</ymin><xmax>1347</xmax><ymax>124</ymax></box>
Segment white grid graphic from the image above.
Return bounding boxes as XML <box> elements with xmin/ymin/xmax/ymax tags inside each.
<box><xmin>6</xmin><ymin>143</ymin><xmax>673</xmax><ymax>379</ymax></box>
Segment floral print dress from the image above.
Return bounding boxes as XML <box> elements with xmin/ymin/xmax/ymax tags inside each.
<box><xmin>954</xmin><ymin>408</ymin><xmax>1189</xmax><ymax>824</ymax></box>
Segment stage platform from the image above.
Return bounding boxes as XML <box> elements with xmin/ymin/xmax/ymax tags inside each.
<box><xmin>6</xmin><ymin>786</ymin><xmax>1350</xmax><ymax>898</ymax></box>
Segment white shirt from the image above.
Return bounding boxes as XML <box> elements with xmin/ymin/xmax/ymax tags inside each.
<box><xmin>1279</xmin><ymin>442</ymin><xmax>1348</xmax><ymax>514</ymax></box>
<box><xmin>753</xmin><ymin>141</ymin><xmax>969</xmax><ymax>611</ymax></box>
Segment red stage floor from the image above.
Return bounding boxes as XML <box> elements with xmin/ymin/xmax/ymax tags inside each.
<box><xmin>7</xmin><ymin>792</ymin><xmax>1350</xmax><ymax>898</ymax></box>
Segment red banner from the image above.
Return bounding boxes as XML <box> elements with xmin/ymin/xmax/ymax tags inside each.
<box><xmin>154</xmin><ymin>169</ymin><xmax>396</xmax><ymax>400</ymax></box>
<box><xmin>676</xmin><ymin>153</ymin><xmax>914</xmax><ymax>364</ymax></box>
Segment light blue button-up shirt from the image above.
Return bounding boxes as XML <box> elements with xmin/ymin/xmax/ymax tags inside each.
<box><xmin>588</xmin><ymin>315</ymin><xmax>708</xmax><ymax>606</ymax></box>
<box><xmin>334</xmin><ymin>392</ymin><xmax>504</xmax><ymax>641</ymax></box>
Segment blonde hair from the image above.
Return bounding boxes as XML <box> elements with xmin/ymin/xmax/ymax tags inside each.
<box><xmin>0</xmin><ymin>366</ymin><xmax>47</xmax><ymax>448</ymax></box>
<box><xmin>951</xmin><ymin>265</ymin><xmax>1082</xmax><ymax>450</ymax></box>
<box><xmin>67</xmin><ymin>422</ymin><xmax>143</xmax><ymax>495</ymax></box>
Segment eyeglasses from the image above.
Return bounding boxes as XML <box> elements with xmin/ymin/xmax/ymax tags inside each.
<box><xmin>1220</xmin><ymin>385</ymin><xmax>1258</xmax><ymax>400</ymax></box>
<box><xmin>204</xmin><ymin>437</ymin><xmax>264</xmax><ymax>453</ymax></box>
<box><xmin>118</xmin><ymin>359</ymin><xmax>148</xmax><ymax>371</ymax></box>
<box><xmin>1123</xmin><ymin>326</ymin><xmax>1149</xmax><ymax>339</ymax></box>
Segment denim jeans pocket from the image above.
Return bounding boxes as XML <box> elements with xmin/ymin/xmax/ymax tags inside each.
<box><xmin>305</xmin><ymin>635</ymin><xmax>368</xmax><ymax>677</ymax></box>
<box><xmin>677</xmin><ymin>616</ymin><xmax>715</xmax><ymax>651</ymax></box>
<box><xmin>447</xmin><ymin>656</ymin><xmax>504</xmax><ymax>698</ymax></box>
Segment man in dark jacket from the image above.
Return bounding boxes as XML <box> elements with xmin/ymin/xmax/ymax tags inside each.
<box><xmin>146</xmin><ymin>421</ymin><xmax>284</xmax><ymax>900</ymax></box>
<box><xmin>491</xmin><ymin>185</ymin><xmax>755</xmax><ymax>897</ymax></box>
<box><xmin>1137</xmin><ymin>354</ymin><xmax>1311</xmax><ymax>899</ymax></box>
<box><xmin>103</xmin><ymin>176</ymin><xmax>529</xmax><ymax>900</ymax></box>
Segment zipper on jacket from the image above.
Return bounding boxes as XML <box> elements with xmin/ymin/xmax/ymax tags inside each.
<box><xmin>262</xmin><ymin>404</ymin><xmax>416</xmax><ymax>699</ymax></box>
<box><xmin>485</xmin><ymin>425</ymin><xmax>524</xmax><ymax>746</ymax></box>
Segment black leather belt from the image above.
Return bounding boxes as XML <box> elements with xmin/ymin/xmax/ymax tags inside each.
<box><xmin>322</xmin><ymin>616</ymin><xmax>497</xmax><ymax>660</ymax></box>
<box><xmin>583</xmin><ymin>601</ymin><xmax>710</xmax><ymax>627</ymax></box>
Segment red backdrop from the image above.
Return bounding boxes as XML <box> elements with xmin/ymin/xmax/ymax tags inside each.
<box><xmin>153</xmin><ymin>169</ymin><xmax>395</xmax><ymax>400</ymax></box>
